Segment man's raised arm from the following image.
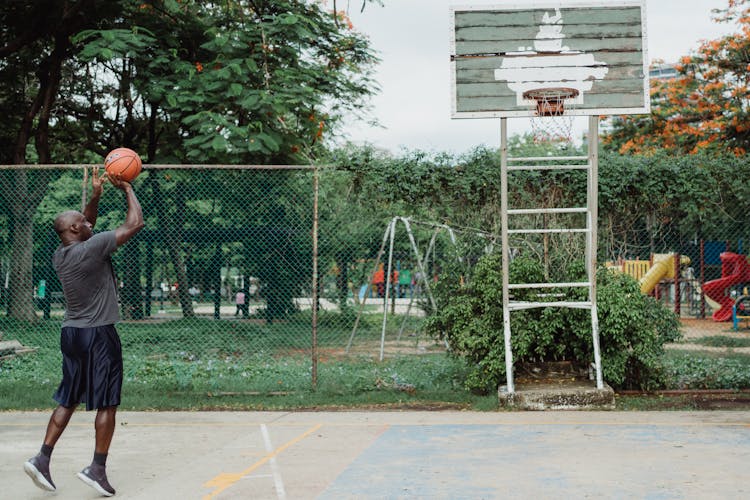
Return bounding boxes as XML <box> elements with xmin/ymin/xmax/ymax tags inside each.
<box><xmin>109</xmin><ymin>176</ymin><xmax>144</xmax><ymax>247</ymax></box>
<box><xmin>83</xmin><ymin>168</ymin><xmax>106</xmax><ymax>228</ymax></box>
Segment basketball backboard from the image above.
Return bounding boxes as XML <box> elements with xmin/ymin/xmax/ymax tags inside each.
<box><xmin>450</xmin><ymin>1</ymin><xmax>649</xmax><ymax>118</ymax></box>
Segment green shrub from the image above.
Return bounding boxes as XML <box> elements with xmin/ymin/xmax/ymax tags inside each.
<box><xmin>424</xmin><ymin>253</ymin><xmax>681</xmax><ymax>394</ymax></box>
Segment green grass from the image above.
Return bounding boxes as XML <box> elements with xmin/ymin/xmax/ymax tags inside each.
<box><xmin>3</xmin><ymin>316</ymin><xmax>750</xmax><ymax>411</ymax></box>
<box><xmin>688</xmin><ymin>335</ymin><xmax>750</xmax><ymax>348</ymax></box>
<box><xmin>661</xmin><ymin>349</ymin><xmax>750</xmax><ymax>390</ymax></box>
<box><xmin>1</xmin><ymin>313</ymin><xmax>389</xmax><ymax>360</ymax></box>
<box><xmin>0</xmin><ymin>314</ymin><xmax>492</xmax><ymax>409</ymax></box>
<box><xmin>0</xmin><ymin>349</ymin><xmax>496</xmax><ymax>411</ymax></box>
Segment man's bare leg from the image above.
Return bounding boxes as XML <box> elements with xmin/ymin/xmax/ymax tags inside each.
<box><xmin>94</xmin><ymin>406</ymin><xmax>117</xmax><ymax>454</ymax></box>
<box><xmin>24</xmin><ymin>404</ymin><xmax>75</xmax><ymax>491</ymax></box>
<box><xmin>45</xmin><ymin>404</ymin><xmax>76</xmax><ymax>446</ymax></box>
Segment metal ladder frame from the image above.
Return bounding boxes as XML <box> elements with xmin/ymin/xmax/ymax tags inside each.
<box><xmin>500</xmin><ymin>116</ymin><xmax>603</xmax><ymax>393</ymax></box>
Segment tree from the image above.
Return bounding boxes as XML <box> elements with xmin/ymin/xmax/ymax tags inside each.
<box><xmin>0</xmin><ymin>0</ymin><xmax>120</xmax><ymax>320</ymax></box>
<box><xmin>68</xmin><ymin>0</ymin><xmax>379</xmax><ymax>160</ymax></box>
<box><xmin>603</xmin><ymin>0</ymin><xmax>750</xmax><ymax>155</ymax></box>
<box><xmin>2</xmin><ymin>0</ymin><xmax>379</xmax><ymax>320</ymax></box>
<box><xmin>69</xmin><ymin>0</ymin><xmax>380</xmax><ymax>320</ymax></box>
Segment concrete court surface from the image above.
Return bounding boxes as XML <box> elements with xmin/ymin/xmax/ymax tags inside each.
<box><xmin>2</xmin><ymin>410</ymin><xmax>749</xmax><ymax>499</ymax></box>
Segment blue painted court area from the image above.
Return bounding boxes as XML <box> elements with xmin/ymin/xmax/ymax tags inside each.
<box><xmin>320</xmin><ymin>423</ymin><xmax>750</xmax><ymax>499</ymax></box>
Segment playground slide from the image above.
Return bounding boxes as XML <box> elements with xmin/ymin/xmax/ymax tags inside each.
<box><xmin>639</xmin><ymin>258</ymin><xmax>671</xmax><ymax>294</ymax></box>
<box><xmin>704</xmin><ymin>276</ymin><xmax>741</xmax><ymax>322</ymax></box>
<box><xmin>703</xmin><ymin>252</ymin><xmax>750</xmax><ymax>322</ymax></box>
<box><xmin>701</xmin><ymin>292</ymin><xmax>722</xmax><ymax>313</ymax></box>
<box><xmin>639</xmin><ymin>254</ymin><xmax>690</xmax><ymax>295</ymax></box>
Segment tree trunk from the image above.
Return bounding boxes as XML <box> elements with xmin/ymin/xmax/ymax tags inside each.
<box><xmin>168</xmin><ymin>182</ymin><xmax>194</xmax><ymax>318</ymax></box>
<box><xmin>4</xmin><ymin>19</ymin><xmax>71</xmax><ymax>320</ymax></box>
<box><xmin>168</xmin><ymin>242</ymin><xmax>194</xmax><ymax>318</ymax></box>
<box><xmin>144</xmin><ymin>235</ymin><xmax>155</xmax><ymax>317</ymax></box>
<box><xmin>7</xmin><ymin>201</ymin><xmax>38</xmax><ymax>321</ymax></box>
<box><xmin>335</xmin><ymin>252</ymin><xmax>350</xmax><ymax>312</ymax></box>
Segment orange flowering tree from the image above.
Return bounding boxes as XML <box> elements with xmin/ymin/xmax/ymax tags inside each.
<box><xmin>604</xmin><ymin>0</ymin><xmax>750</xmax><ymax>155</ymax></box>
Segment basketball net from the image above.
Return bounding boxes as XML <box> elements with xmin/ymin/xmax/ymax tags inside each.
<box><xmin>522</xmin><ymin>87</ymin><xmax>579</xmax><ymax>144</ymax></box>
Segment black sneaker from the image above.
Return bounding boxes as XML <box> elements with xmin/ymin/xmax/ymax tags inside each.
<box><xmin>24</xmin><ymin>453</ymin><xmax>56</xmax><ymax>491</ymax></box>
<box><xmin>77</xmin><ymin>464</ymin><xmax>115</xmax><ymax>497</ymax></box>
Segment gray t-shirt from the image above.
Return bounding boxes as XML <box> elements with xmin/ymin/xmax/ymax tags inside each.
<box><xmin>53</xmin><ymin>231</ymin><xmax>119</xmax><ymax>327</ymax></box>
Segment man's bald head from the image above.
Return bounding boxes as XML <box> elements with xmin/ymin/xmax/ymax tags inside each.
<box><xmin>53</xmin><ymin>211</ymin><xmax>83</xmax><ymax>236</ymax></box>
<box><xmin>53</xmin><ymin>210</ymin><xmax>95</xmax><ymax>246</ymax></box>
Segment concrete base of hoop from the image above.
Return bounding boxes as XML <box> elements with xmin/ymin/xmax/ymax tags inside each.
<box><xmin>499</xmin><ymin>380</ymin><xmax>616</xmax><ymax>411</ymax></box>
<box><xmin>498</xmin><ymin>361</ymin><xmax>615</xmax><ymax>410</ymax></box>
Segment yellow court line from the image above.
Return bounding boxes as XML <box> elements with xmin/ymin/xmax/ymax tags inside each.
<box><xmin>202</xmin><ymin>423</ymin><xmax>322</xmax><ymax>500</ymax></box>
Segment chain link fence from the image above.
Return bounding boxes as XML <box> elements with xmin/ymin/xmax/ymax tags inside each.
<box><xmin>0</xmin><ymin>165</ymin><xmax>469</xmax><ymax>400</ymax></box>
<box><xmin>1</xmin><ymin>156</ymin><xmax>748</xmax><ymax>401</ymax></box>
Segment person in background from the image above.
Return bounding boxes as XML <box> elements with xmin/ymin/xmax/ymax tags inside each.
<box><xmin>413</xmin><ymin>269</ymin><xmax>423</xmax><ymax>297</ymax></box>
<box><xmin>234</xmin><ymin>289</ymin><xmax>246</xmax><ymax>317</ymax></box>
<box><xmin>372</xmin><ymin>263</ymin><xmax>385</xmax><ymax>298</ymax></box>
<box><xmin>24</xmin><ymin>168</ymin><xmax>144</xmax><ymax>497</ymax></box>
<box><xmin>241</xmin><ymin>288</ymin><xmax>250</xmax><ymax>317</ymax></box>
<box><xmin>399</xmin><ymin>266</ymin><xmax>412</xmax><ymax>298</ymax></box>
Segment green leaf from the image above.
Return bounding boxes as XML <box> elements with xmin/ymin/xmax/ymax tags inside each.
<box><xmin>228</xmin><ymin>83</ymin><xmax>243</xmax><ymax>97</ymax></box>
<box><xmin>244</xmin><ymin>59</ymin><xmax>259</xmax><ymax>72</ymax></box>
<box><xmin>279</xmin><ymin>14</ymin><xmax>299</xmax><ymax>25</ymax></box>
<box><xmin>257</xmin><ymin>133</ymin><xmax>280</xmax><ymax>152</ymax></box>
<box><xmin>247</xmin><ymin>137</ymin><xmax>264</xmax><ymax>152</ymax></box>
<box><xmin>239</xmin><ymin>93</ymin><xmax>260</xmax><ymax>109</ymax></box>
<box><xmin>211</xmin><ymin>134</ymin><xmax>228</xmax><ymax>151</ymax></box>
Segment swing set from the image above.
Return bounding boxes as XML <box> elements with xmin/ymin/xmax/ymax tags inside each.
<box><xmin>346</xmin><ymin>216</ymin><xmax>494</xmax><ymax>360</ymax></box>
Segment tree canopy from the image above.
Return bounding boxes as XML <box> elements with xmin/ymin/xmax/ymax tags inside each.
<box><xmin>603</xmin><ymin>0</ymin><xmax>750</xmax><ymax>155</ymax></box>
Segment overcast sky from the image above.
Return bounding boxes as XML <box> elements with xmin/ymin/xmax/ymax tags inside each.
<box><xmin>340</xmin><ymin>0</ymin><xmax>737</xmax><ymax>154</ymax></box>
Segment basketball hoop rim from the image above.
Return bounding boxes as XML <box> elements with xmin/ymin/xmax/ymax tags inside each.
<box><xmin>523</xmin><ymin>87</ymin><xmax>579</xmax><ymax>139</ymax></box>
<box><xmin>522</xmin><ymin>87</ymin><xmax>580</xmax><ymax>101</ymax></box>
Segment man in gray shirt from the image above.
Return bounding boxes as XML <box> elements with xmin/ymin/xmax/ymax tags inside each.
<box><xmin>24</xmin><ymin>167</ymin><xmax>144</xmax><ymax>497</ymax></box>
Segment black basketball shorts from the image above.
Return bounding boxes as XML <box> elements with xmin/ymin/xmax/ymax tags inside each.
<box><xmin>53</xmin><ymin>325</ymin><xmax>123</xmax><ymax>411</ymax></box>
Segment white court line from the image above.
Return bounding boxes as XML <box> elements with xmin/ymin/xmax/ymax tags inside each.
<box><xmin>261</xmin><ymin>423</ymin><xmax>287</xmax><ymax>500</ymax></box>
<box><xmin>202</xmin><ymin>423</ymin><xmax>321</xmax><ymax>499</ymax></box>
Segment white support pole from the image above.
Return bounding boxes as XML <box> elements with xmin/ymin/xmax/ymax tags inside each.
<box><xmin>397</xmin><ymin>219</ymin><xmax>431</xmax><ymax>342</ymax></box>
<box><xmin>588</xmin><ymin>115</ymin><xmax>604</xmax><ymax>389</ymax></box>
<box><xmin>380</xmin><ymin>218</ymin><xmax>397</xmax><ymax>361</ymax></box>
<box><xmin>402</xmin><ymin>218</ymin><xmax>438</xmax><ymax>313</ymax></box>
<box><xmin>346</xmin><ymin>218</ymin><xmax>394</xmax><ymax>352</ymax></box>
<box><xmin>445</xmin><ymin>226</ymin><xmax>467</xmax><ymax>275</ymax></box>
<box><xmin>396</xmin><ymin>291</ymin><xmax>415</xmax><ymax>341</ymax></box>
<box><xmin>500</xmin><ymin>118</ymin><xmax>515</xmax><ymax>393</ymax></box>
<box><xmin>401</xmin><ymin>218</ymin><xmax>451</xmax><ymax>348</ymax></box>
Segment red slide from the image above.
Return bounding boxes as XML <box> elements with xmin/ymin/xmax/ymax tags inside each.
<box><xmin>703</xmin><ymin>252</ymin><xmax>750</xmax><ymax>321</ymax></box>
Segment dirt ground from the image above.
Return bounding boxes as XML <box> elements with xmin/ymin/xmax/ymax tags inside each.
<box><xmin>669</xmin><ymin>317</ymin><xmax>750</xmax><ymax>354</ymax></box>
<box><xmin>679</xmin><ymin>317</ymin><xmax>750</xmax><ymax>339</ymax></box>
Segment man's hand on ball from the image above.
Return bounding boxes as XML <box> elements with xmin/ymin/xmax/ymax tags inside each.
<box><xmin>107</xmin><ymin>172</ymin><xmax>132</xmax><ymax>191</ymax></box>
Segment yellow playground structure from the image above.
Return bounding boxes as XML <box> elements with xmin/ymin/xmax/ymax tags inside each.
<box><xmin>607</xmin><ymin>254</ymin><xmax>691</xmax><ymax>294</ymax></box>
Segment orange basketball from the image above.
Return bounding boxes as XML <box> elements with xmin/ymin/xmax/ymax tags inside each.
<box><xmin>104</xmin><ymin>147</ymin><xmax>142</xmax><ymax>182</ymax></box>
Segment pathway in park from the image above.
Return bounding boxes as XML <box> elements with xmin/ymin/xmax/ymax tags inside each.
<box><xmin>2</xmin><ymin>410</ymin><xmax>748</xmax><ymax>499</ymax></box>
